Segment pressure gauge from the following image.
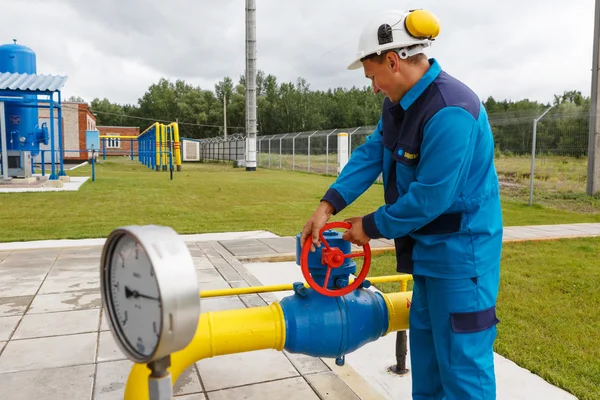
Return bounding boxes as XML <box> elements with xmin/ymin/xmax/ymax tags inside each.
<box><xmin>100</xmin><ymin>225</ymin><xmax>200</xmax><ymax>364</ymax></box>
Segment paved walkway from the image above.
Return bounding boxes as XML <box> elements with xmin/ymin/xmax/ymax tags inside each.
<box><xmin>222</xmin><ymin>223</ymin><xmax>600</xmax><ymax>262</ymax></box>
<box><xmin>0</xmin><ymin>223</ymin><xmax>597</xmax><ymax>399</ymax></box>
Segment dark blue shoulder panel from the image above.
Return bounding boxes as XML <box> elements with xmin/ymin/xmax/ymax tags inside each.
<box><xmin>432</xmin><ymin>71</ymin><xmax>481</xmax><ymax>120</ymax></box>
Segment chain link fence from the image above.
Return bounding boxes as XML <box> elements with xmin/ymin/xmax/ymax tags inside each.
<box><xmin>185</xmin><ymin>111</ymin><xmax>592</xmax><ymax>195</ymax></box>
<box><xmin>489</xmin><ymin>110</ymin><xmax>590</xmax><ymax>195</ymax></box>
<box><xmin>255</xmin><ymin>127</ymin><xmax>375</xmax><ymax>176</ymax></box>
<box><xmin>182</xmin><ymin>133</ymin><xmax>246</xmax><ymax>163</ymax></box>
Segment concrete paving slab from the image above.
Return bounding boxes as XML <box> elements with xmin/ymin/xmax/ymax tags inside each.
<box><xmin>207</xmin><ymin>257</ymin><xmax>231</xmax><ymax>270</ymax></box>
<box><xmin>305</xmin><ymin>371</ymin><xmax>362</xmax><ymax>400</ymax></box>
<box><xmin>4</xmin><ymin>248</ymin><xmax>61</xmax><ymax>259</ymax></box>
<box><xmin>0</xmin><ymin>296</ymin><xmax>32</xmax><ymax>317</ymax></box>
<box><xmin>0</xmin><ymin>270</ymin><xmax>52</xmax><ymax>291</ymax></box>
<box><xmin>284</xmin><ymin>350</ymin><xmax>330</xmax><ymax>375</ymax></box>
<box><xmin>0</xmin><ymin>316</ymin><xmax>20</xmax><ymax>341</ymax></box>
<box><xmin>0</xmin><ymin>256</ymin><xmax>54</xmax><ymax>268</ymax></box>
<box><xmin>58</xmin><ymin>246</ymin><xmax>103</xmax><ymax>257</ymax></box>
<box><xmin>197</xmin><ymin>349</ymin><xmax>300</xmax><ymax>391</ymax></box>
<box><xmin>199</xmin><ymin>296</ymin><xmax>247</xmax><ymax>313</ymax></box>
<box><xmin>0</xmin><ymin>332</ymin><xmax>97</xmax><ymax>373</ymax></box>
<box><xmin>174</xmin><ymin>365</ymin><xmax>204</xmax><ymax>397</ymax></box>
<box><xmin>524</xmin><ymin>226</ymin><xmax>592</xmax><ymax>237</ymax></box>
<box><xmin>238</xmin><ymin>293</ymin><xmax>268</xmax><ymax>308</ymax></box>
<box><xmin>27</xmin><ymin>290</ymin><xmax>101</xmax><ymax>314</ymax></box>
<box><xmin>217</xmin><ymin>265</ymin><xmax>243</xmax><ymax>281</ymax></box>
<box><xmin>221</xmin><ymin>241</ymin><xmax>279</xmax><ymax>257</ymax></box>
<box><xmin>194</xmin><ymin>257</ymin><xmax>215</xmax><ymax>270</ymax></box>
<box><xmin>12</xmin><ymin>309</ymin><xmax>99</xmax><ymax>340</ymax></box>
<box><xmin>97</xmin><ymin>331</ymin><xmax>127</xmax><ymax>363</ymax></box>
<box><xmin>0</xmin><ymin>230</ymin><xmax>279</xmax><ymax>252</ymax></box>
<box><xmin>0</xmin><ymin>364</ymin><xmax>95</xmax><ymax>400</ymax></box>
<box><xmin>352</xmin><ymin>239</ymin><xmax>394</xmax><ymax>250</ymax></box>
<box><xmin>94</xmin><ymin>359</ymin><xmax>133</xmax><ymax>400</ymax></box>
<box><xmin>259</xmin><ymin>237</ymin><xmax>298</xmax><ymax>253</ymax></box>
<box><xmin>176</xmin><ymin>394</ymin><xmax>206</xmax><ymax>399</ymax></box>
<box><xmin>502</xmin><ymin>228</ymin><xmax>556</xmax><ymax>240</ymax></box>
<box><xmin>199</xmin><ymin>280</ymin><xmax>232</xmax><ymax>291</ymax></box>
<box><xmin>196</xmin><ymin>242</ymin><xmax>223</xmax><ymax>259</ymax></box>
<box><xmin>206</xmin><ymin>376</ymin><xmax>321</xmax><ymax>400</ymax></box>
<box><xmin>38</xmin><ymin>270</ymin><xmax>99</xmax><ymax>294</ymax></box>
<box><xmin>197</xmin><ymin>268</ymin><xmax>226</xmax><ymax>283</ymax></box>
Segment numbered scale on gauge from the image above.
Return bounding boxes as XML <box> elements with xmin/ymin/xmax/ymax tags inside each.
<box><xmin>109</xmin><ymin>235</ymin><xmax>162</xmax><ymax>358</ymax></box>
<box><xmin>101</xmin><ymin>225</ymin><xmax>200</xmax><ymax>365</ymax></box>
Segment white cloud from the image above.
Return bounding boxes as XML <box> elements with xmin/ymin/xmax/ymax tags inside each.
<box><xmin>0</xmin><ymin>0</ymin><xmax>595</xmax><ymax>105</ymax></box>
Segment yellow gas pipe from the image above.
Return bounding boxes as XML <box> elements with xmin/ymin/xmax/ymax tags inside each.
<box><xmin>154</xmin><ymin>123</ymin><xmax>161</xmax><ymax>171</ymax></box>
<box><xmin>123</xmin><ymin>274</ymin><xmax>412</xmax><ymax>400</ymax></box>
<box><xmin>169</xmin><ymin>122</ymin><xmax>182</xmax><ymax>171</ymax></box>
<box><xmin>200</xmin><ymin>274</ymin><xmax>412</xmax><ymax>298</ymax></box>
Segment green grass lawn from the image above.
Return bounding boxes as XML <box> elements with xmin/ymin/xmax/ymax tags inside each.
<box><xmin>0</xmin><ymin>158</ymin><xmax>598</xmax><ymax>243</ymax></box>
<box><xmin>368</xmin><ymin>237</ymin><xmax>600</xmax><ymax>400</ymax></box>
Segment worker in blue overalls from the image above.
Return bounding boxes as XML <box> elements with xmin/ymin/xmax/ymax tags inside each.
<box><xmin>300</xmin><ymin>9</ymin><xmax>504</xmax><ymax>400</ymax></box>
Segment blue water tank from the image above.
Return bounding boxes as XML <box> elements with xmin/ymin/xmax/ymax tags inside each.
<box><xmin>0</xmin><ymin>40</ymin><xmax>40</xmax><ymax>154</ymax></box>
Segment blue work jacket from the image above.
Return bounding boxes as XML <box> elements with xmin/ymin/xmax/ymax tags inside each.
<box><xmin>322</xmin><ymin>59</ymin><xmax>503</xmax><ymax>279</ymax></box>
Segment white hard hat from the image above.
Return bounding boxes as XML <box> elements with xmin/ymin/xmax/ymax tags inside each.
<box><xmin>348</xmin><ymin>9</ymin><xmax>441</xmax><ymax>70</ymax></box>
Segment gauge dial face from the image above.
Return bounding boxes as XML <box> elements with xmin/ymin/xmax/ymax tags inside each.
<box><xmin>108</xmin><ymin>234</ymin><xmax>162</xmax><ymax>359</ymax></box>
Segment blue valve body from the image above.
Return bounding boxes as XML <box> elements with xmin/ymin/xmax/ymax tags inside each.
<box><xmin>280</xmin><ymin>287</ymin><xmax>389</xmax><ymax>358</ymax></box>
<box><xmin>295</xmin><ymin>229</ymin><xmax>355</xmax><ymax>290</ymax></box>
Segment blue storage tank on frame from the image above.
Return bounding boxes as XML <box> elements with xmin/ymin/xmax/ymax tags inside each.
<box><xmin>0</xmin><ymin>39</ymin><xmax>43</xmax><ymax>155</ymax></box>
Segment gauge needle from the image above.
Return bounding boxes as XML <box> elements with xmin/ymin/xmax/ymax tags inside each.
<box><xmin>125</xmin><ymin>285</ymin><xmax>159</xmax><ymax>301</ymax></box>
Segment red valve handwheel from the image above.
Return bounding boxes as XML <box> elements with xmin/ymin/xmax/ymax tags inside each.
<box><xmin>300</xmin><ymin>221</ymin><xmax>372</xmax><ymax>297</ymax></box>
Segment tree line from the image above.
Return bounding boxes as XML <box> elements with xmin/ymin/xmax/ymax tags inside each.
<box><xmin>76</xmin><ymin>72</ymin><xmax>591</xmax><ymax>157</ymax></box>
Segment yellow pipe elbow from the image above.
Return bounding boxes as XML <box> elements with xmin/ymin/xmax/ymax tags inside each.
<box><xmin>124</xmin><ymin>302</ymin><xmax>286</xmax><ymax>400</ymax></box>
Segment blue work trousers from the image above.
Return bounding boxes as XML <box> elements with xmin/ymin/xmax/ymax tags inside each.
<box><xmin>409</xmin><ymin>267</ymin><xmax>500</xmax><ymax>399</ymax></box>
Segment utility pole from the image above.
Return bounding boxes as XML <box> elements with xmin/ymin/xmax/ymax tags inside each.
<box><xmin>588</xmin><ymin>0</ymin><xmax>600</xmax><ymax>195</ymax></box>
<box><xmin>223</xmin><ymin>93</ymin><xmax>227</xmax><ymax>140</ymax></box>
<box><xmin>245</xmin><ymin>0</ymin><xmax>257</xmax><ymax>171</ymax></box>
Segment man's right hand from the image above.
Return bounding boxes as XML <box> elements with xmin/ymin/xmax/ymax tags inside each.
<box><xmin>300</xmin><ymin>201</ymin><xmax>335</xmax><ymax>252</ymax></box>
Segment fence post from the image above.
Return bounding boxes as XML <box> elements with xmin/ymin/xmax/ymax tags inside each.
<box><xmin>326</xmin><ymin>134</ymin><xmax>329</xmax><ymax>176</ymax></box>
<box><xmin>292</xmin><ymin>132</ymin><xmax>301</xmax><ymax>171</ymax></box>
<box><xmin>529</xmin><ymin>105</ymin><xmax>554</xmax><ymax>206</ymax></box>
<box><xmin>325</xmin><ymin>129</ymin><xmax>338</xmax><ymax>176</ymax></box>
<box><xmin>257</xmin><ymin>137</ymin><xmax>262</xmax><ymax>167</ymax></box>
<box><xmin>268</xmin><ymin>137</ymin><xmax>273</xmax><ymax>167</ymax></box>
<box><xmin>280</xmin><ymin>134</ymin><xmax>288</xmax><ymax>169</ymax></box>
<box><xmin>307</xmin><ymin>131</ymin><xmax>318</xmax><ymax>172</ymax></box>
<box><xmin>337</xmin><ymin>132</ymin><xmax>349</xmax><ymax>175</ymax></box>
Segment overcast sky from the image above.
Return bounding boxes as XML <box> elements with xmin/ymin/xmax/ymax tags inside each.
<box><xmin>0</xmin><ymin>0</ymin><xmax>595</xmax><ymax>107</ymax></box>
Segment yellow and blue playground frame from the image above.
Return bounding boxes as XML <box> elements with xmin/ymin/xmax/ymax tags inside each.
<box><xmin>137</xmin><ymin>122</ymin><xmax>182</xmax><ymax>172</ymax></box>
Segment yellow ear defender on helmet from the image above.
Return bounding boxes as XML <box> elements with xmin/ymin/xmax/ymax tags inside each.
<box><xmin>404</xmin><ymin>9</ymin><xmax>440</xmax><ymax>40</ymax></box>
<box><xmin>377</xmin><ymin>9</ymin><xmax>440</xmax><ymax>46</ymax></box>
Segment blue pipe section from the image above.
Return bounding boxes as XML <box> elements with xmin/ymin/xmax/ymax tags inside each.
<box><xmin>280</xmin><ymin>287</ymin><xmax>389</xmax><ymax>358</ymax></box>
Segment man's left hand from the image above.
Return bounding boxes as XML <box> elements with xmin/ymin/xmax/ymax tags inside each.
<box><xmin>342</xmin><ymin>217</ymin><xmax>371</xmax><ymax>246</ymax></box>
